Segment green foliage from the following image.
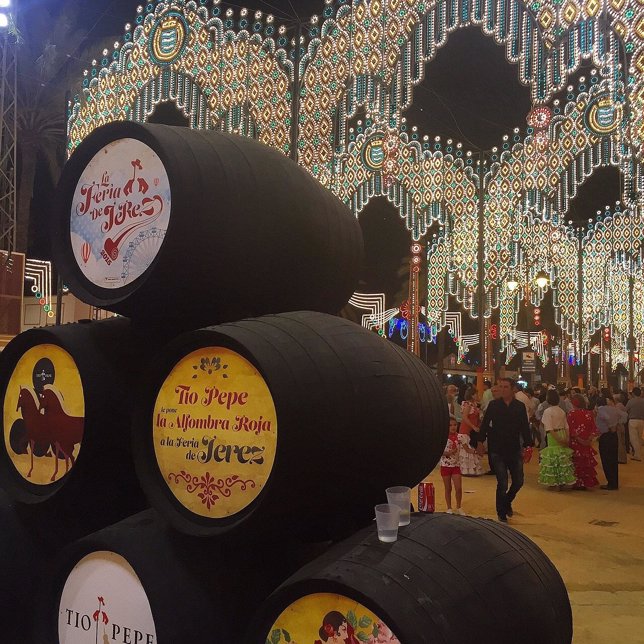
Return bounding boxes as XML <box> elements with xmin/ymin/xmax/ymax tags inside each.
<box><xmin>346</xmin><ymin>610</ymin><xmax>358</xmax><ymax>629</ymax></box>
<box><xmin>358</xmin><ymin>615</ymin><xmax>372</xmax><ymax>628</ymax></box>
<box><xmin>268</xmin><ymin>628</ymin><xmax>291</xmax><ymax>643</ymax></box>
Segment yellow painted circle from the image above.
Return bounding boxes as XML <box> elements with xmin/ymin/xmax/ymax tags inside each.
<box><xmin>153</xmin><ymin>347</ymin><xmax>278</xmax><ymax>518</ymax></box>
<box><xmin>3</xmin><ymin>344</ymin><xmax>85</xmax><ymax>485</ymax></box>
<box><xmin>269</xmin><ymin>593</ymin><xmax>400</xmax><ymax>644</ymax></box>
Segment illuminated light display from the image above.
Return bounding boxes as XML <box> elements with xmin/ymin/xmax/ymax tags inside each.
<box><xmin>347</xmin><ymin>292</ymin><xmax>399</xmax><ymax>330</ymax></box>
<box><xmin>407</xmin><ymin>242</ymin><xmax>423</xmax><ymax>355</ymax></box>
<box><xmin>149</xmin><ymin>12</ymin><xmax>189</xmax><ymax>64</ymax></box>
<box><xmin>504</xmin><ymin>331</ymin><xmax>549</xmax><ymax>367</ymax></box>
<box><xmin>585</xmin><ymin>92</ymin><xmax>623</xmax><ymax>137</ymax></box>
<box><xmin>68</xmin><ymin>0</ymin><xmax>644</xmax><ymax>376</ymax></box>
<box><xmin>68</xmin><ymin>1</ymin><xmax>293</xmax><ymax>155</ymax></box>
<box><xmin>387</xmin><ymin>317</ymin><xmax>437</xmax><ymax>345</ymax></box>
<box><xmin>25</xmin><ymin>259</ymin><xmax>53</xmax><ymax>319</ymax></box>
<box><xmin>441</xmin><ymin>311</ymin><xmax>478</xmax><ymax>363</ymax></box>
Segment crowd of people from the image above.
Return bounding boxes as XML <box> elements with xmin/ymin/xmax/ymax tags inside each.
<box><xmin>440</xmin><ymin>378</ymin><xmax>644</xmax><ymax>521</ymax></box>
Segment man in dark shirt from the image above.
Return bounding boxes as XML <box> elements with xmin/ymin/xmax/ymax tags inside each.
<box><xmin>478</xmin><ymin>378</ymin><xmax>533</xmax><ymax>522</ymax></box>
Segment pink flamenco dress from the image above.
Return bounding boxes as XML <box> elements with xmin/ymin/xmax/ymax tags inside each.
<box><xmin>567</xmin><ymin>408</ymin><xmax>600</xmax><ymax>489</ymax></box>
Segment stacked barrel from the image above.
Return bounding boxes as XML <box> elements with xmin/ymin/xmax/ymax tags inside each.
<box><xmin>0</xmin><ymin>123</ymin><xmax>572</xmax><ymax>643</ymax></box>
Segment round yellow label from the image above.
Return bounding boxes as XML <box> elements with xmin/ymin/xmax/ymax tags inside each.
<box><xmin>268</xmin><ymin>593</ymin><xmax>400</xmax><ymax>644</ymax></box>
<box><xmin>3</xmin><ymin>344</ymin><xmax>85</xmax><ymax>485</ymax></box>
<box><xmin>153</xmin><ymin>347</ymin><xmax>278</xmax><ymax>518</ymax></box>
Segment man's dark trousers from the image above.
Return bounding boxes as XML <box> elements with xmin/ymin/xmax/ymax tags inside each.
<box><xmin>489</xmin><ymin>451</ymin><xmax>524</xmax><ymax>517</ymax></box>
<box><xmin>599</xmin><ymin>431</ymin><xmax>619</xmax><ymax>488</ymax></box>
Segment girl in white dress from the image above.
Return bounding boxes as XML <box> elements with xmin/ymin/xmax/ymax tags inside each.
<box><xmin>459</xmin><ymin>389</ymin><xmax>484</xmax><ymax>476</ymax></box>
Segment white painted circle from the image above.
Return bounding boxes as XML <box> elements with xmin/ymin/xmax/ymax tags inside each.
<box><xmin>58</xmin><ymin>550</ymin><xmax>157</xmax><ymax>644</ymax></box>
<box><xmin>70</xmin><ymin>138</ymin><xmax>171</xmax><ymax>289</ymax></box>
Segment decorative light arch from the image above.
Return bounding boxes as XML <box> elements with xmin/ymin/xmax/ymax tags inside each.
<box><xmin>68</xmin><ymin>1</ymin><xmax>293</xmax><ymax>155</ymax></box>
<box><xmin>67</xmin><ymin>0</ymin><xmax>644</xmax><ymax>378</ymax></box>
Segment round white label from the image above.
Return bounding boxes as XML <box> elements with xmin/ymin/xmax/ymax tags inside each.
<box><xmin>70</xmin><ymin>138</ymin><xmax>171</xmax><ymax>289</ymax></box>
<box><xmin>58</xmin><ymin>551</ymin><xmax>157</xmax><ymax>644</ymax></box>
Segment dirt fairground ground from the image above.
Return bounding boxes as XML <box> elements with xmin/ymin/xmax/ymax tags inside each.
<box><xmin>416</xmin><ymin>457</ymin><xmax>644</xmax><ymax>644</ymax></box>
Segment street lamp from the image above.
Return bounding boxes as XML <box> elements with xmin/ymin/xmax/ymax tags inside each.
<box><xmin>0</xmin><ymin>1</ymin><xmax>10</xmax><ymax>29</ymax></box>
<box><xmin>505</xmin><ymin>268</ymin><xmax>549</xmax><ymax>292</ymax></box>
<box><xmin>535</xmin><ymin>270</ymin><xmax>549</xmax><ymax>289</ymax></box>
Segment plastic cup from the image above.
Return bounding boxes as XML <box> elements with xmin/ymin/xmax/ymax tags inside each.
<box><xmin>374</xmin><ymin>504</ymin><xmax>401</xmax><ymax>542</ymax></box>
<box><xmin>386</xmin><ymin>486</ymin><xmax>411</xmax><ymax>526</ymax></box>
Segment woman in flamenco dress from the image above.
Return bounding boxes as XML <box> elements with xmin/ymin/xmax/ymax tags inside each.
<box><xmin>538</xmin><ymin>389</ymin><xmax>577</xmax><ymax>490</ymax></box>
<box><xmin>567</xmin><ymin>393</ymin><xmax>600</xmax><ymax>490</ymax></box>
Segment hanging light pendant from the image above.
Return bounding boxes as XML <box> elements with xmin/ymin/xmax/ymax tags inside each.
<box><xmin>535</xmin><ymin>270</ymin><xmax>549</xmax><ymax>289</ymax></box>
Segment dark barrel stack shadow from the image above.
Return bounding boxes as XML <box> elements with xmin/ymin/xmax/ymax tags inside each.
<box><xmin>0</xmin><ymin>123</ymin><xmax>573</xmax><ymax>644</ymax></box>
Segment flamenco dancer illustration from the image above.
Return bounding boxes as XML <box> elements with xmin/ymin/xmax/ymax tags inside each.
<box><xmin>314</xmin><ymin>611</ymin><xmax>399</xmax><ymax>644</ymax></box>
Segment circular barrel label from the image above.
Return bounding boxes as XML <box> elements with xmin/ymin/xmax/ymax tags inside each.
<box><xmin>70</xmin><ymin>138</ymin><xmax>171</xmax><ymax>289</ymax></box>
<box><xmin>153</xmin><ymin>347</ymin><xmax>278</xmax><ymax>518</ymax></box>
<box><xmin>268</xmin><ymin>593</ymin><xmax>400</xmax><ymax>644</ymax></box>
<box><xmin>2</xmin><ymin>344</ymin><xmax>84</xmax><ymax>485</ymax></box>
<box><xmin>58</xmin><ymin>551</ymin><xmax>157</xmax><ymax>644</ymax></box>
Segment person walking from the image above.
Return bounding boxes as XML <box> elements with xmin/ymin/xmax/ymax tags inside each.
<box><xmin>626</xmin><ymin>387</ymin><xmax>644</xmax><ymax>462</ymax></box>
<box><xmin>514</xmin><ymin>383</ymin><xmax>531</xmax><ymax>422</ymax></box>
<box><xmin>478</xmin><ymin>378</ymin><xmax>533</xmax><ymax>522</ymax></box>
<box><xmin>613</xmin><ymin>392</ymin><xmax>629</xmax><ymax>464</ymax></box>
<box><xmin>567</xmin><ymin>394</ymin><xmax>600</xmax><ymax>489</ymax></box>
<box><xmin>480</xmin><ymin>380</ymin><xmax>494</xmax><ymax>412</ymax></box>
<box><xmin>446</xmin><ymin>384</ymin><xmax>461</xmax><ymax>421</ymax></box>
<box><xmin>535</xmin><ymin>387</ymin><xmax>552</xmax><ymax>449</ymax></box>
<box><xmin>571</xmin><ymin>386</ymin><xmax>589</xmax><ymax>409</ymax></box>
<box><xmin>595</xmin><ymin>396</ymin><xmax>628</xmax><ymax>490</ymax></box>
<box><xmin>538</xmin><ymin>390</ymin><xmax>576</xmax><ymax>490</ymax></box>
<box><xmin>459</xmin><ymin>388</ymin><xmax>484</xmax><ymax>476</ymax></box>
<box><xmin>558</xmin><ymin>388</ymin><xmax>574</xmax><ymax>415</ymax></box>
<box><xmin>587</xmin><ymin>386</ymin><xmax>599</xmax><ymax>411</ymax></box>
<box><xmin>523</xmin><ymin>387</ymin><xmax>540</xmax><ymax>448</ymax></box>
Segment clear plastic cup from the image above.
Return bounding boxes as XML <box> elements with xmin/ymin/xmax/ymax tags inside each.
<box><xmin>386</xmin><ymin>486</ymin><xmax>411</xmax><ymax>526</ymax></box>
<box><xmin>375</xmin><ymin>503</ymin><xmax>401</xmax><ymax>542</ymax></box>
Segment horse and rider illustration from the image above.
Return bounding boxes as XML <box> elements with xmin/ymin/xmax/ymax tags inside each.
<box><xmin>10</xmin><ymin>361</ymin><xmax>84</xmax><ymax>482</ymax></box>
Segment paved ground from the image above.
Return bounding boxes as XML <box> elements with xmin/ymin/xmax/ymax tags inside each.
<box><xmin>418</xmin><ymin>456</ymin><xmax>644</xmax><ymax>644</ymax></box>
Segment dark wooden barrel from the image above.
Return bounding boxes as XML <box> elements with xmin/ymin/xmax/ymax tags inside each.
<box><xmin>51</xmin><ymin>121</ymin><xmax>363</xmax><ymax>328</ymax></box>
<box><xmin>0</xmin><ymin>318</ymin><xmax>169</xmax><ymax>540</ymax></box>
<box><xmin>32</xmin><ymin>509</ymin><xmax>328</xmax><ymax>644</ymax></box>
<box><xmin>0</xmin><ymin>490</ymin><xmax>46</xmax><ymax>644</ymax></box>
<box><xmin>245</xmin><ymin>513</ymin><xmax>573</xmax><ymax>644</ymax></box>
<box><xmin>132</xmin><ymin>311</ymin><xmax>448</xmax><ymax>539</ymax></box>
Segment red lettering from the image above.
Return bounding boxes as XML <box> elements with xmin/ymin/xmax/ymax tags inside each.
<box><xmin>74</xmin><ymin>167</ymin><xmax>163</xmax><ymax>240</ymax></box>
<box><xmin>176</xmin><ymin>385</ymin><xmax>198</xmax><ymax>405</ymax></box>
<box><xmin>77</xmin><ymin>183</ymin><xmax>95</xmax><ymax>216</ymax></box>
<box><xmin>202</xmin><ymin>386</ymin><xmax>249</xmax><ymax>409</ymax></box>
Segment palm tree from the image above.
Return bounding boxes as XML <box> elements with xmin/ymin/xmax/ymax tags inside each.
<box><xmin>15</xmin><ymin>1</ymin><xmax>95</xmax><ymax>253</ymax></box>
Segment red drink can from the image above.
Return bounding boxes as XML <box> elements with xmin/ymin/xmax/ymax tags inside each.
<box><xmin>418</xmin><ymin>482</ymin><xmax>435</xmax><ymax>513</ymax></box>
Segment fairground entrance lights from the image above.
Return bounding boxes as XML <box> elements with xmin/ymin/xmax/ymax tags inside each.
<box><xmin>0</xmin><ymin>0</ymin><xmax>11</xmax><ymax>29</ymax></box>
